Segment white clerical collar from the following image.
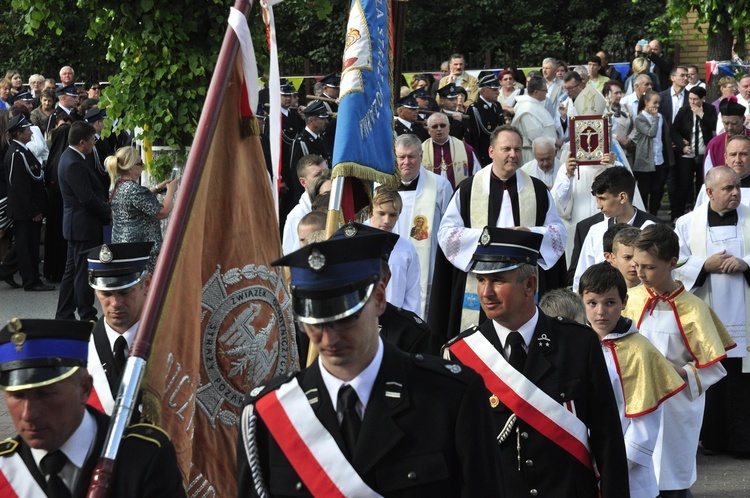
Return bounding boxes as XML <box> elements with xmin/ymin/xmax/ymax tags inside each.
<box><xmin>31</xmin><ymin>408</ymin><xmax>97</xmax><ymax>489</ymax></box>
<box><xmin>319</xmin><ymin>337</ymin><xmax>384</xmax><ymax>416</ymax></box>
<box><xmin>491</xmin><ymin>308</ymin><xmax>539</xmax><ymax>351</ymax></box>
<box><xmin>104</xmin><ymin>319</ymin><xmax>138</xmax><ymax>351</ymax></box>
<box><xmin>67</xmin><ymin>146</ymin><xmax>86</xmax><ymax>159</ymax></box>
<box><xmin>305</xmin><ymin>126</ymin><xmax>320</xmax><ymax>140</ymax></box>
<box><xmin>401</xmin><ymin>174</ymin><xmax>420</xmax><ymax>187</ymax></box>
<box><xmin>432</xmin><ymin>138</ymin><xmax>450</xmax><ymax>146</ymax></box>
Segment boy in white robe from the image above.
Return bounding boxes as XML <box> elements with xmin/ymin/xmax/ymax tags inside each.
<box><xmin>369</xmin><ymin>186</ymin><xmax>422</xmax><ymax>316</ymax></box>
<box><xmin>580</xmin><ymin>262</ymin><xmax>686</xmax><ymax>498</ymax></box>
<box><xmin>623</xmin><ymin>224</ymin><xmax>735</xmax><ymax>497</ymax></box>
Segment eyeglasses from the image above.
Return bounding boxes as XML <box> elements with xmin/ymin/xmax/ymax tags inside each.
<box><xmin>563</xmin><ymin>83</ymin><xmax>582</xmax><ymax>92</ymax></box>
<box><xmin>90</xmin><ymin>86</ymin><xmax>100</xmax><ymax>91</ymax></box>
<box><xmin>430</xmin><ymin>124</ymin><xmax>447</xmax><ymax>129</ymax></box>
<box><xmin>501</xmin><ymin>77</ymin><xmax>514</xmax><ymax>81</ymax></box>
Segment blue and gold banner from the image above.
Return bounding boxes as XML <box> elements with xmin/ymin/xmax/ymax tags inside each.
<box><xmin>332</xmin><ymin>0</ymin><xmax>396</xmax><ymax>185</ymax></box>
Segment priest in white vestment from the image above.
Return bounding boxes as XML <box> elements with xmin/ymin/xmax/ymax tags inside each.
<box><xmin>431</xmin><ymin>126</ymin><xmax>566</xmax><ymax>339</ymax></box>
<box><xmin>512</xmin><ymin>76</ymin><xmax>562</xmax><ymax>164</ymax></box>
<box><xmin>675</xmin><ymin>165</ymin><xmax>750</xmax><ymax>455</ymax></box>
<box><xmin>391</xmin><ymin>134</ymin><xmax>453</xmax><ymax>318</ymax></box>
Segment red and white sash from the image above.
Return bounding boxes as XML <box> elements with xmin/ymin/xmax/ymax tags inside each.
<box><xmin>86</xmin><ymin>339</ymin><xmax>115</xmax><ymax>414</ymax></box>
<box><xmin>0</xmin><ymin>452</ymin><xmax>47</xmax><ymax>498</ymax></box>
<box><xmin>449</xmin><ymin>332</ymin><xmax>593</xmax><ymax>470</ymax></box>
<box><xmin>254</xmin><ymin>378</ymin><xmax>383</xmax><ymax>498</ymax></box>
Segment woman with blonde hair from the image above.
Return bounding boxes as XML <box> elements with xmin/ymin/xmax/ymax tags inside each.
<box><xmin>624</xmin><ymin>57</ymin><xmax>661</xmax><ymax>94</ymax></box>
<box><xmin>106</xmin><ymin>146</ymin><xmax>177</xmax><ymax>270</ymax></box>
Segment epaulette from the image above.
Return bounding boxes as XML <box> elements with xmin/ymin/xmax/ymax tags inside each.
<box><xmin>411</xmin><ymin>353</ymin><xmax>471</xmax><ymax>382</ymax></box>
<box><xmin>444</xmin><ymin>325</ymin><xmax>479</xmax><ymax>350</ymax></box>
<box><xmin>244</xmin><ymin>370</ymin><xmax>300</xmax><ymax>405</ymax></box>
<box><xmin>123</xmin><ymin>423</ymin><xmax>172</xmax><ymax>448</ymax></box>
<box><xmin>0</xmin><ymin>438</ymin><xmax>19</xmax><ymax>457</ymax></box>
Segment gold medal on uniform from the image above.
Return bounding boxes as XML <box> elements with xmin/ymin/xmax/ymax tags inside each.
<box><xmin>489</xmin><ymin>394</ymin><xmax>499</xmax><ymax>408</ymax></box>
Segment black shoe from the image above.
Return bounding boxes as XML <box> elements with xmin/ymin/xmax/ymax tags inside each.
<box><xmin>24</xmin><ymin>281</ymin><xmax>56</xmax><ymax>292</ymax></box>
<box><xmin>2</xmin><ymin>274</ymin><xmax>21</xmax><ymax>289</ymax></box>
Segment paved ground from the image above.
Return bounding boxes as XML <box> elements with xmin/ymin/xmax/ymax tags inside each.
<box><xmin>0</xmin><ymin>278</ymin><xmax>748</xmax><ymax>496</ymax></box>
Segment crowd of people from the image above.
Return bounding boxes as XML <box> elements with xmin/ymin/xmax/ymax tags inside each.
<box><xmin>1</xmin><ymin>41</ymin><xmax>749</xmax><ymax>497</ymax></box>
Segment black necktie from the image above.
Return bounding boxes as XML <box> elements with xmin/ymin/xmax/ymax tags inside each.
<box><xmin>40</xmin><ymin>450</ymin><xmax>72</xmax><ymax>498</ymax></box>
<box><xmin>338</xmin><ymin>385</ymin><xmax>361</xmax><ymax>458</ymax></box>
<box><xmin>113</xmin><ymin>336</ymin><xmax>128</xmax><ymax>376</ymax></box>
<box><xmin>506</xmin><ymin>331</ymin><xmax>527</xmax><ymax>372</ymax></box>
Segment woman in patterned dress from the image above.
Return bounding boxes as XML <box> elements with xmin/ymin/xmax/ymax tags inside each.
<box><xmin>105</xmin><ymin>146</ymin><xmax>177</xmax><ymax>271</ymax></box>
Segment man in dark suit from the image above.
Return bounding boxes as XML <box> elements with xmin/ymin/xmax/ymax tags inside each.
<box><xmin>0</xmin><ymin>318</ymin><xmax>186</xmax><ymax>497</ymax></box>
<box><xmin>236</xmin><ymin>230</ymin><xmax>502</xmax><ymax>497</ymax></box>
<box><xmin>86</xmin><ymin>242</ymin><xmax>153</xmax><ymax>415</ymax></box>
<box><xmin>659</xmin><ymin>66</ymin><xmax>689</xmax><ymax>217</ymax></box>
<box><xmin>0</xmin><ymin>115</ymin><xmax>54</xmax><ymax>291</ymax></box>
<box><xmin>444</xmin><ymin>227</ymin><xmax>629</xmax><ymax>498</ymax></box>
<box><xmin>670</xmin><ymin>86</ymin><xmax>718</xmax><ymax>218</ymax></box>
<box><xmin>56</xmin><ymin>121</ymin><xmax>111</xmax><ymax>321</ymax></box>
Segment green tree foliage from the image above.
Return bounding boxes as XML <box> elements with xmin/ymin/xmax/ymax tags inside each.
<box><xmin>10</xmin><ymin>0</ymin><xmax>233</xmax><ymax>178</ymax></box>
<box><xmin>663</xmin><ymin>0</ymin><xmax>750</xmax><ymax>99</ymax></box>
<box><xmin>0</xmin><ymin>3</ymin><xmax>109</xmax><ymax>80</ymax></box>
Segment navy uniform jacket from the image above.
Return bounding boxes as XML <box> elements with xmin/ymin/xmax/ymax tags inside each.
<box><xmin>379</xmin><ymin>302</ymin><xmax>438</xmax><ymax>356</ymax></box>
<box><xmin>0</xmin><ymin>406</ymin><xmax>185</xmax><ymax>497</ymax></box>
<box><xmin>445</xmin><ymin>313</ymin><xmax>629</xmax><ymax>498</ymax></box>
<box><xmin>394</xmin><ymin>119</ymin><xmax>430</xmax><ymax>142</ymax></box>
<box><xmin>465</xmin><ymin>97</ymin><xmax>503</xmax><ymax>166</ymax></box>
<box><xmin>237</xmin><ymin>340</ymin><xmax>503</xmax><ymax>497</ymax></box>
<box><xmin>89</xmin><ymin>133</ymin><xmax>118</xmax><ymax>193</ymax></box>
<box><xmin>58</xmin><ymin>147</ymin><xmax>111</xmax><ymax>241</ymax></box>
<box><xmin>5</xmin><ymin>141</ymin><xmax>46</xmax><ymax>221</ymax></box>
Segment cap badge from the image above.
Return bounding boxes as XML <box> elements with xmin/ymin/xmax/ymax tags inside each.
<box><xmin>344</xmin><ymin>224</ymin><xmax>358</xmax><ymax>238</ymax></box>
<box><xmin>99</xmin><ymin>244</ymin><xmax>113</xmax><ymax>263</ymax></box>
<box><xmin>308</xmin><ymin>248</ymin><xmax>326</xmax><ymax>271</ymax></box>
<box><xmin>9</xmin><ymin>317</ymin><xmax>26</xmax><ymax>352</ymax></box>
<box><xmin>489</xmin><ymin>394</ymin><xmax>500</xmax><ymax>408</ymax></box>
<box><xmin>480</xmin><ymin>227</ymin><xmax>491</xmax><ymax>246</ymax></box>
